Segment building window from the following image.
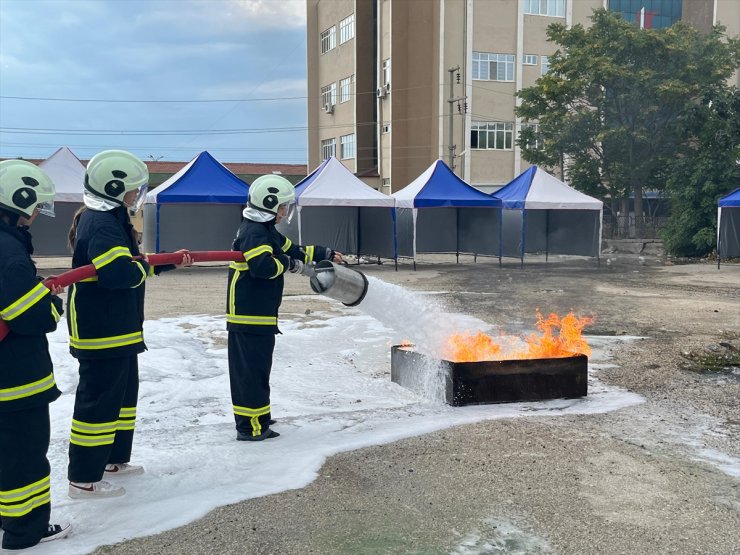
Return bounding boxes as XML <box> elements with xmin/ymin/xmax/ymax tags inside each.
<box><xmin>339</xmin><ymin>14</ymin><xmax>355</xmax><ymax>44</ymax></box>
<box><xmin>320</xmin><ymin>26</ymin><xmax>336</xmax><ymax>54</ymax></box>
<box><xmin>472</xmin><ymin>52</ymin><xmax>515</xmax><ymax>81</ymax></box>
<box><xmin>382</xmin><ymin>59</ymin><xmax>391</xmax><ymax>87</ymax></box>
<box><xmin>541</xmin><ymin>56</ymin><xmax>550</xmax><ymax>76</ymax></box>
<box><xmin>520</xmin><ymin>123</ymin><xmax>542</xmax><ymax>150</ymax></box>
<box><xmin>339</xmin><ymin>77</ymin><xmax>351</xmax><ymax>103</ymax></box>
<box><xmin>321</xmin><ymin>83</ymin><xmax>337</xmax><ymax>107</ymax></box>
<box><xmin>470</xmin><ymin>122</ymin><xmax>513</xmax><ymax>150</ymax></box>
<box><xmin>524</xmin><ymin>0</ymin><xmax>565</xmax><ymax>17</ymax></box>
<box><xmin>608</xmin><ymin>0</ymin><xmax>682</xmax><ymax>29</ymax></box>
<box><xmin>523</xmin><ymin>54</ymin><xmax>538</xmax><ymax>65</ymax></box>
<box><xmin>321</xmin><ymin>138</ymin><xmax>336</xmax><ymax>160</ymax></box>
<box><xmin>340</xmin><ymin>134</ymin><xmax>355</xmax><ymax>159</ymax></box>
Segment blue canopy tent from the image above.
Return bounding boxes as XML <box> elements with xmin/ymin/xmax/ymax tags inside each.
<box><xmin>392</xmin><ymin>159</ymin><xmax>501</xmax><ymax>267</ymax></box>
<box><xmin>493</xmin><ymin>166</ymin><xmax>603</xmax><ymax>266</ymax></box>
<box><xmin>277</xmin><ymin>157</ymin><xmax>397</xmax><ymax>264</ymax></box>
<box><xmin>143</xmin><ymin>151</ymin><xmax>249</xmax><ymax>252</ymax></box>
<box><xmin>718</xmin><ymin>188</ymin><xmax>740</xmax><ymax>268</ymax></box>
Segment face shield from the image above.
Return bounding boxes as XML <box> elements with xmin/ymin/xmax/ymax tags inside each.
<box><xmin>124</xmin><ymin>184</ymin><xmax>148</xmax><ymax>214</ymax></box>
<box><xmin>276</xmin><ymin>201</ymin><xmax>296</xmax><ymax>224</ymax></box>
<box><xmin>36</xmin><ymin>199</ymin><xmax>55</xmax><ymax>217</ymax></box>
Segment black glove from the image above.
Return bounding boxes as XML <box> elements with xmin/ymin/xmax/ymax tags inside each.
<box><xmin>51</xmin><ymin>295</ymin><xmax>64</xmax><ymax>318</ymax></box>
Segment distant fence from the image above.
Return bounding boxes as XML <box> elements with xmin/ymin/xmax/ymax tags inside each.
<box><xmin>603</xmin><ymin>215</ymin><xmax>669</xmax><ymax>239</ymax></box>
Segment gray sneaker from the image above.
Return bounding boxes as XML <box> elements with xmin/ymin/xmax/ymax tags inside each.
<box><xmin>104</xmin><ymin>463</ymin><xmax>145</xmax><ymax>476</ymax></box>
<box><xmin>68</xmin><ymin>480</ymin><xmax>125</xmax><ymax>498</ymax></box>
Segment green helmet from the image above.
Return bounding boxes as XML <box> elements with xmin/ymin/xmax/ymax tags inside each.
<box><xmin>0</xmin><ymin>159</ymin><xmax>56</xmax><ymax>218</ymax></box>
<box><xmin>84</xmin><ymin>150</ymin><xmax>148</xmax><ymax>211</ymax></box>
<box><xmin>248</xmin><ymin>175</ymin><xmax>296</xmax><ymax>217</ymax></box>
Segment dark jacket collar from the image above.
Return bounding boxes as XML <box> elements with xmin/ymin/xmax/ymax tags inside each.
<box><xmin>0</xmin><ymin>220</ymin><xmax>34</xmax><ymax>255</ymax></box>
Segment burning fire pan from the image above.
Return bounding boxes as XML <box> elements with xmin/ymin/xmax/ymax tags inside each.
<box><xmin>391</xmin><ymin>346</ymin><xmax>587</xmax><ymax>406</ymax></box>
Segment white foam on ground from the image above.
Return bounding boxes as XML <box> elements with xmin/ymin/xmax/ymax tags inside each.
<box><xmin>37</xmin><ymin>309</ymin><xmax>644</xmax><ymax>554</ymax></box>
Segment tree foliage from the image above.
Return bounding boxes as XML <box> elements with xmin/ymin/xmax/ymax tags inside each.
<box><xmin>662</xmin><ymin>87</ymin><xmax>739</xmax><ymax>256</ymax></box>
<box><xmin>516</xmin><ymin>8</ymin><xmax>739</xmax><ymax>242</ymax></box>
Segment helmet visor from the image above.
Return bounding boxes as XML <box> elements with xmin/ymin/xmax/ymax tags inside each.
<box><xmin>37</xmin><ymin>200</ymin><xmax>55</xmax><ymax>218</ymax></box>
<box><xmin>277</xmin><ymin>201</ymin><xmax>296</xmax><ymax>224</ymax></box>
<box><xmin>124</xmin><ymin>185</ymin><xmax>148</xmax><ymax>213</ymax></box>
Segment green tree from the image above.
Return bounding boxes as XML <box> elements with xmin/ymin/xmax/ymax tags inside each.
<box><xmin>662</xmin><ymin>87</ymin><xmax>739</xmax><ymax>256</ymax></box>
<box><xmin>516</xmin><ymin>8</ymin><xmax>739</xmax><ymax>236</ymax></box>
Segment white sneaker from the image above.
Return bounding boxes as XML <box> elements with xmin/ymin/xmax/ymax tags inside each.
<box><xmin>39</xmin><ymin>523</ymin><xmax>71</xmax><ymax>543</ymax></box>
<box><xmin>104</xmin><ymin>463</ymin><xmax>145</xmax><ymax>476</ymax></box>
<box><xmin>68</xmin><ymin>480</ymin><xmax>125</xmax><ymax>498</ymax></box>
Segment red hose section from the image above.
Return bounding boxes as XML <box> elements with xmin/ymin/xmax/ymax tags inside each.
<box><xmin>0</xmin><ymin>251</ymin><xmax>245</xmax><ymax>341</ymax></box>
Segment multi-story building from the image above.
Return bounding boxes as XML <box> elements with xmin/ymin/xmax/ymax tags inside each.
<box><xmin>307</xmin><ymin>0</ymin><xmax>739</xmax><ymax>194</ymax></box>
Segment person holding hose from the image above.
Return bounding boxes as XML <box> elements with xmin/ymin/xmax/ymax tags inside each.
<box><xmin>227</xmin><ymin>175</ymin><xmax>343</xmax><ymax>441</ymax></box>
<box><xmin>0</xmin><ymin>160</ymin><xmax>71</xmax><ymax>549</ymax></box>
<box><xmin>66</xmin><ymin>150</ymin><xmax>192</xmax><ymax>498</ymax></box>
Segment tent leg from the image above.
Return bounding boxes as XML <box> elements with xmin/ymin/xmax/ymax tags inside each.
<box><xmin>499</xmin><ymin>255</ymin><xmax>502</xmax><ymax>268</ymax></box>
<box><xmin>456</xmin><ymin>252</ymin><xmax>459</xmax><ymax>264</ymax></box>
<box><xmin>597</xmin><ymin>256</ymin><xmax>601</xmax><ymax>268</ymax></box>
<box><xmin>377</xmin><ymin>256</ymin><xmax>380</xmax><ymax>265</ymax></box>
<box><xmin>474</xmin><ymin>253</ymin><xmax>477</xmax><ymax>263</ymax></box>
<box><xmin>413</xmin><ymin>260</ymin><xmax>417</xmax><ymax>272</ymax></box>
<box><xmin>395</xmin><ymin>257</ymin><xmax>398</xmax><ymax>272</ymax></box>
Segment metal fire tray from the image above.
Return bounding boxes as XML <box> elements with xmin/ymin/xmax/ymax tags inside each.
<box><xmin>391</xmin><ymin>346</ymin><xmax>587</xmax><ymax>406</ymax></box>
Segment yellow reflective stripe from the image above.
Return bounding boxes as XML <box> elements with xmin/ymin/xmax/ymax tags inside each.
<box><xmin>70</xmin><ymin>432</ymin><xmax>115</xmax><ymax>447</ymax></box>
<box><xmin>233</xmin><ymin>404</ymin><xmax>270</xmax><ymax>417</ymax></box>
<box><xmin>132</xmin><ymin>261</ymin><xmax>147</xmax><ymax>287</ymax></box>
<box><xmin>51</xmin><ymin>302</ymin><xmax>60</xmax><ymax>323</ymax></box>
<box><xmin>117</xmin><ymin>420</ymin><xmax>136</xmax><ymax>431</ymax></box>
<box><xmin>69</xmin><ymin>331</ymin><xmax>143</xmax><ymax>350</ymax></box>
<box><xmin>148</xmin><ymin>264</ymin><xmax>156</xmax><ymax>277</ymax></box>
<box><xmin>0</xmin><ymin>492</ymin><xmax>50</xmax><ymax>518</ymax></box>
<box><xmin>0</xmin><ymin>282</ymin><xmax>49</xmax><ymax>321</ymax></box>
<box><xmin>230</xmin><ymin>261</ymin><xmax>249</xmax><ymax>271</ymax></box>
<box><xmin>119</xmin><ymin>407</ymin><xmax>136</xmax><ymax>417</ymax></box>
<box><xmin>0</xmin><ymin>475</ymin><xmax>50</xmax><ymax>504</ymax></box>
<box><xmin>271</xmin><ymin>257</ymin><xmax>284</xmax><ymax>279</ymax></box>
<box><xmin>79</xmin><ymin>276</ymin><xmax>98</xmax><ymax>282</ymax></box>
<box><xmin>304</xmin><ymin>245</ymin><xmax>315</xmax><ymax>264</ymax></box>
<box><xmin>71</xmin><ymin>419</ymin><xmax>118</xmax><ymax>434</ymax></box>
<box><xmin>228</xmin><ymin>269</ymin><xmax>240</xmax><ymax>316</ymax></box>
<box><xmin>251</xmin><ymin>416</ymin><xmax>262</xmax><ymax>436</ymax></box>
<box><xmin>244</xmin><ymin>245</ymin><xmax>273</xmax><ymax>261</ymax></box>
<box><xmin>92</xmin><ymin>246</ymin><xmax>132</xmax><ymax>270</ymax></box>
<box><xmin>226</xmin><ymin>315</ymin><xmax>278</xmax><ymax>326</ymax></box>
<box><xmin>0</xmin><ymin>373</ymin><xmax>56</xmax><ymax>402</ymax></box>
<box><xmin>282</xmin><ymin>237</ymin><xmax>292</xmax><ymax>252</ymax></box>
<box><xmin>69</xmin><ymin>284</ymin><xmax>79</xmax><ymax>339</ymax></box>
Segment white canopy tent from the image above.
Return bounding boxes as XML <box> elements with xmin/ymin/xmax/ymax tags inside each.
<box><xmin>34</xmin><ymin>147</ymin><xmax>86</xmax><ymax>255</ymax></box>
<box><xmin>277</xmin><ymin>157</ymin><xmax>397</xmax><ymax>262</ymax></box>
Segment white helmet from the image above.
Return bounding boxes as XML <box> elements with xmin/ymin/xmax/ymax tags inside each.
<box><xmin>0</xmin><ymin>160</ymin><xmax>56</xmax><ymax>218</ymax></box>
<box><xmin>84</xmin><ymin>150</ymin><xmax>148</xmax><ymax>212</ymax></box>
<box><xmin>247</xmin><ymin>175</ymin><xmax>296</xmax><ymax>222</ymax></box>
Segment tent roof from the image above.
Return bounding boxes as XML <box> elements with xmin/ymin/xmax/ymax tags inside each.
<box><xmin>392</xmin><ymin>159</ymin><xmax>500</xmax><ymax>208</ymax></box>
<box><xmin>145</xmin><ymin>151</ymin><xmax>249</xmax><ymax>204</ymax></box>
<box><xmin>719</xmin><ymin>188</ymin><xmax>740</xmax><ymax>207</ymax></box>
<box><xmin>294</xmin><ymin>157</ymin><xmax>395</xmax><ymax>207</ymax></box>
<box><xmin>493</xmin><ymin>166</ymin><xmax>603</xmax><ymax>210</ymax></box>
<box><xmin>38</xmin><ymin>146</ymin><xmax>86</xmax><ymax>203</ymax></box>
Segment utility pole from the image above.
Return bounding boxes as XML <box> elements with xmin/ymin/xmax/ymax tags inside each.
<box><xmin>447</xmin><ymin>66</ymin><xmax>466</xmax><ymax>171</ymax></box>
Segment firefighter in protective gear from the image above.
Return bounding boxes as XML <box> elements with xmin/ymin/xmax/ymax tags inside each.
<box><xmin>0</xmin><ymin>160</ymin><xmax>71</xmax><ymax>549</ymax></box>
<box><xmin>66</xmin><ymin>150</ymin><xmax>191</xmax><ymax>498</ymax></box>
<box><xmin>227</xmin><ymin>175</ymin><xmax>343</xmax><ymax>441</ymax></box>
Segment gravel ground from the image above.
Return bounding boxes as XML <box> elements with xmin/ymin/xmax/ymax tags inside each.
<box><xmin>38</xmin><ymin>254</ymin><xmax>740</xmax><ymax>554</ymax></box>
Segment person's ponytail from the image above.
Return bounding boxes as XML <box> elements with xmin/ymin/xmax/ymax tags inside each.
<box><xmin>68</xmin><ymin>206</ymin><xmax>87</xmax><ymax>252</ymax></box>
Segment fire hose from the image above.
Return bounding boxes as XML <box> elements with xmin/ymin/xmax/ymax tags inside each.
<box><xmin>0</xmin><ymin>251</ymin><xmax>243</xmax><ymax>342</ymax></box>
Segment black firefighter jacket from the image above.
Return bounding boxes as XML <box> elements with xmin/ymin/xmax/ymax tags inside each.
<box><xmin>67</xmin><ymin>206</ymin><xmax>153</xmax><ymax>360</ymax></box>
<box><xmin>227</xmin><ymin>218</ymin><xmax>330</xmax><ymax>335</ymax></box>
<box><xmin>0</xmin><ymin>221</ymin><xmax>62</xmax><ymax>412</ymax></box>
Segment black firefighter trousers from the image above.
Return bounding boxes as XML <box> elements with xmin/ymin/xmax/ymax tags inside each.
<box><xmin>68</xmin><ymin>355</ymin><xmax>139</xmax><ymax>483</ymax></box>
<box><xmin>228</xmin><ymin>331</ymin><xmax>275</xmax><ymax>437</ymax></box>
<box><xmin>0</xmin><ymin>405</ymin><xmax>51</xmax><ymax>550</ymax></box>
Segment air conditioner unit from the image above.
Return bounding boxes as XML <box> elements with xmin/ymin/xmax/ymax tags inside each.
<box><xmin>324</xmin><ymin>103</ymin><xmax>334</xmax><ymax>114</ymax></box>
<box><xmin>376</xmin><ymin>87</ymin><xmax>386</xmax><ymax>99</ymax></box>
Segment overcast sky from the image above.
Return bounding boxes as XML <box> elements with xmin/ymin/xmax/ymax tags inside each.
<box><xmin>0</xmin><ymin>0</ymin><xmax>309</xmax><ymax>164</ymax></box>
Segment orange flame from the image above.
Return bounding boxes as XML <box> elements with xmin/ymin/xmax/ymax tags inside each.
<box><xmin>442</xmin><ymin>311</ymin><xmax>593</xmax><ymax>362</ymax></box>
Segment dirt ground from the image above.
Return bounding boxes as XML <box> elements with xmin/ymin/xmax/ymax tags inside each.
<box><xmin>39</xmin><ymin>254</ymin><xmax>740</xmax><ymax>554</ymax></box>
